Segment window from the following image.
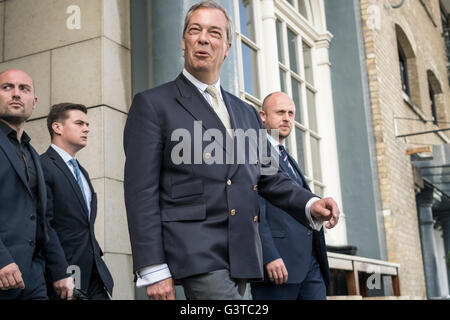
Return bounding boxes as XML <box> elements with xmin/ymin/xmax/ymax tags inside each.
<box><xmin>396</xmin><ymin>24</ymin><xmax>421</xmax><ymax>109</ymax></box>
<box><xmin>276</xmin><ymin>15</ymin><xmax>324</xmax><ymax>195</ymax></box>
<box><xmin>284</xmin><ymin>0</ymin><xmax>312</xmax><ymax>22</ymax></box>
<box><xmin>398</xmin><ymin>42</ymin><xmax>410</xmax><ymax>96</ymax></box>
<box><xmin>235</xmin><ymin>0</ymin><xmax>262</xmax><ymax>105</ymax></box>
<box><xmin>427</xmin><ymin>70</ymin><xmax>443</xmax><ymax>126</ymax></box>
<box><xmin>428</xmin><ymin>81</ymin><xmax>437</xmax><ymax>125</ymax></box>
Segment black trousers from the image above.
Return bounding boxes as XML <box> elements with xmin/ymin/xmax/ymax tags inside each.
<box><xmin>47</xmin><ymin>263</ymin><xmax>110</xmax><ymax>300</ymax></box>
<box><xmin>87</xmin><ymin>264</ymin><xmax>110</xmax><ymax>300</ymax></box>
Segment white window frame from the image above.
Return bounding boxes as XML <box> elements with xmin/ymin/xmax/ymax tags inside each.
<box><xmin>234</xmin><ymin>0</ymin><xmax>265</xmax><ymax>107</ymax></box>
<box><xmin>275</xmin><ymin>11</ymin><xmax>324</xmax><ymax>195</ymax></box>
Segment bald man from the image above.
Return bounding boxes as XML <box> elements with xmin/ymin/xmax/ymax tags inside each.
<box><xmin>0</xmin><ymin>69</ymin><xmax>73</xmax><ymax>300</ymax></box>
<box><xmin>251</xmin><ymin>92</ymin><xmax>331</xmax><ymax>300</ymax></box>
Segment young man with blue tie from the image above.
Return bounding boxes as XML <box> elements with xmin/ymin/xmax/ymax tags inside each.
<box><xmin>40</xmin><ymin>103</ymin><xmax>113</xmax><ymax>299</ymax></box>
<box><xmin>251</xmin><ymin>92</ymin><xmax>330</xmax><ymax>300</ymax></box>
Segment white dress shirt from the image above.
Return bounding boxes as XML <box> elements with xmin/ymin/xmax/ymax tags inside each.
<box><xmin>51</xmin><ymin>144</ymin><xmax>92</xmax><ymax>216</ymax></box>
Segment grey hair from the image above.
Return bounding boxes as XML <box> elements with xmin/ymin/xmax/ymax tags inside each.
<box><xmin>183</xmin><ymin>0</ymin><xmax>233</xmax><ymax>44</ymax></box>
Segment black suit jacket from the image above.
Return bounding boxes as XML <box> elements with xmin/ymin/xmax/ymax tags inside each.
<box><xmin>124</xmin><ymin>73</ymin><xmax>318</xmax><ymax>280</ymax></box>
<box><xmin>40</xmin><ymin>147</ymin><xmax>113</xmax><ymax>295</ymax></box>
<box><xmin>0</xmin><ymin>127</ymin><xmax>68</xmax><ymax>287</ymax></box>
<box><xmin>258</xmin><ymin>147</ymin><xmax>330</xmax><ymax>285</ymax></box>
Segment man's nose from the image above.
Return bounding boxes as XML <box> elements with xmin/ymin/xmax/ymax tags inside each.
<box><xmin>198</xmin><ymin>30</ymin><xmax>210</xmax><ymax>44</ymax></box>
<box><xmin>12</xmin><ymin>87</ymin><xmax>21</xmax><ymax>99</ymax></box>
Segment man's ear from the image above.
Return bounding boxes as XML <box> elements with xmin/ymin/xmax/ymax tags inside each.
<box><xmin>259</xmin><ymin>110</ymin><xmax>266</xmax><ymax>124</ymax></box>
<box><xmin>32</xmin><ymin>96</ymin><xmax>38</xmax><ymax>111</ymax></box>
<box><xmin>223</xmin><ymin>42</ymin><xmax>232</xmax><ymax>61</ymax></box>
<box><xmin>52</xmin><ymin>122</ymin><xmax>63</xmax><ymax>136</ymax></box>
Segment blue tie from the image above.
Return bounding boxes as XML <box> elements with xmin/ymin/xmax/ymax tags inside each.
<box><xmin>69</xmin><ymin>158</ymin><xmax>88</xmax><ymax>208</ymax></box>
<box><xmin>278</xmin><ymin>145</ymin><xmax>299</xmax><ymax>182</ymax></box>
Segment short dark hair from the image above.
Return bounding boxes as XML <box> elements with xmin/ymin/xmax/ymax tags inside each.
<box><xmin>47</xmin><ymin>103</ymin><xmax>87</xmax><ymax>139</ymax></box>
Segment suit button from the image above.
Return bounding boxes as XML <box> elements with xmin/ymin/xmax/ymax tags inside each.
<box><xmin>29</xmin><ymin>240</ymin><xmax>35</xmax><ymax>246</ymax></box>
<box><xmin>253</xmin><ymin>216</ymin><xmax>258</xmax><ymax>222</ymax></box>
<box><xmin>30</xmin><ymin>215</ymin><xmax>36</xmax><ymax>220</ymax></box>
<box><xmin>230</xmin><ymin>209</ymin><xmax>236</xmax><ymax>216</ymax></box>
<box><xmin>227</xmin><ymin>179</ymin><xmax>232</xmax><ymax>186</ymax></box>
<box><xmin>253</xmin><ymin>185</ymin><xmax>258</xmax><ymax>191</ymax></box>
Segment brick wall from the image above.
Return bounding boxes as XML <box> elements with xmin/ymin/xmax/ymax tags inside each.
<box><xmin>360</xmin><ymin>0</ymin><xmax>450</xmax><ymax>297</ymax></box>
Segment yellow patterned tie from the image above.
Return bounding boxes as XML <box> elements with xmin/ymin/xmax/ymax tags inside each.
<box><xmin>206</xmin><ymin>85</ymin><xmax>232</xmax><ymax>135</ymax></box>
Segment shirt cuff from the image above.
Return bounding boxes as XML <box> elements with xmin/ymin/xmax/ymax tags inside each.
<box><xmin>305</xmin><ymin>197</ymin><xmax>323</xmax><ymax>231</ymax></box>
<box><xmin>136</xmin><ymin>264</ymin><xmax>172</xmax><ymax>288</ymax></box>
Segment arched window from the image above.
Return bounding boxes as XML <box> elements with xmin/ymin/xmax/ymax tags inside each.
<box><xmin>395</xmin><ymin>24</ymin><xmax>421</xmax><ymax>109</ymax></box>
<box><xmin>427</xmin><ymin>70</ymin><xmax>443</xmax><ymax>126</ymax></box>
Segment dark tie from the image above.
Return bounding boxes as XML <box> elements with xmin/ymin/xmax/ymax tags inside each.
<box><xmin>69</xmin><ymin>158</ymin><xmax>88</xmax><ymax>208</ymax></box>
<box><xmin>278</xmin><ymin>145</ymin><xmax>300</xmax><ymax>183</ymax></box>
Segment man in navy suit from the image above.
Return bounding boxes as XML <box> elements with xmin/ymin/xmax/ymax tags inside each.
<box><xmin>251</xmin><ymin>92</ymin><xmax>330</xmax><ymax>300</ymax></box>
<box><xmin>0</xmin><ymin>69</ymin><xmax>73</xmax><ymax>300</ymax></box>
<box><xmin>124</xmin><ymin>0</ymin><xmax>340</xmax><ymax>300</ymax></box>
<box><xmin>40</xmin><ymin>103</ymin><xmax>114</xmax><ymax>299</ymax></box>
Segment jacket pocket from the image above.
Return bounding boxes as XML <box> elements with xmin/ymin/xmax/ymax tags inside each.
<box><xmin>161</xmin><ymin>203</ymin><xmax>206</xmax><ymax>222</ymax></box>
<box><xmin>171</xmin><ymin>179</ymin><xmax>203</xmax><ymax>199</ymax></box>
<box><xmin>270</xmin><ymin>229</ymin><xmax>286</xmax><ymax>238</ymax></box>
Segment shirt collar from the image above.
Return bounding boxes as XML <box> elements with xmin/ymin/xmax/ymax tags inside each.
<box><xmin>51</xmin><ymin>144</ymin><xmax>75</xmax><ymax>164</ymax></box>
<box><xmin>266</xmin><ymin>132</ymin><xmax>285</xmax><ymax>155</ymax></box>
<box><xmin>183</xmin><ymin>68</ymin><xmax>222</xmax><ymax>99</ymax></box>
<box><xmin>0</xmin><ymin>120</ymin><xmax>31</xmax><ymax>143</ymax></box>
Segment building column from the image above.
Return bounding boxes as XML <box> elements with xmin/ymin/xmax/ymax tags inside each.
<box><xmin>438</xmin><ymin>214</ymin><xmax>450</xmax><ymax>291</ymax></box>
<box><xmin>314</xmin><ymin>35</ymin><xmax>347</xmax><ymax>247</ymax></box>
<box><xmin>260</xmin><ymin>0</ymin><xmax>280</xmax><ymax>95</ymax></box>
<box><xmin>417</xmin><ymin>188</ymin><xmax>442</xmax><ymax>298</ymax></box>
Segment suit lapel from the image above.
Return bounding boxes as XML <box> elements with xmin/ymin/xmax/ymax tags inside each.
<box><xmin>287</xmin><ymin>153</ymin><xmax>310</xmax><ymax>191</ymax></box>
<box><xmin>46</xmin><ymin>147</ymin><xmax>90</xmax><ymax>217</ymax></box>
<box><xmin>0</xmin><ymin>130</ymin><xmax>32</xmax><ymax>197</ymax></box>
<box><xmin>174</xmin><ymin>73</ymin><xmax>229</xmax><ymax>152</ymax></box>
<box><xmin>29</xmin><ymin>145</ymin><xmax>47</xmax><ymax>214</ymax></box>
<box><xmin>79</xmin><ymin>164</ymin><xmax>96</xmax><ymax>223</ymax></box>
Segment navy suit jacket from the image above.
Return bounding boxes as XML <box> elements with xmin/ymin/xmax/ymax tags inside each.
<box><xmin>40</xmin><ymin>147</ymin><xmax>114</xmax><ymax>295</ymax></box>
<box><xmin>124</xmin><ymin>73</ymin><xmax>318</xmax><ymax>281</ymax></box>
<box><xmin>258</xmin><ymin>148</ymin><xmax>330</xmax><ymax>285</ymax></box>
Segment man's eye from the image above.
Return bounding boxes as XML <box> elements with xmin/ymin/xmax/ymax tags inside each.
<box><xmin>189</xmin><ymin>27</ymin><xmax>201</xmax><ymax>33</ymax></box>
<box><xmin>211</xmin><ymin>31</ymin><xmax>222</xmax><ymax>38</ymax></box>
<box><xmin>2</xmin><ymin>85</ymin><xmax>11</xmax><ymax>90</ymax></box>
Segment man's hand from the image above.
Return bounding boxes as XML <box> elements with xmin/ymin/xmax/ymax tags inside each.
<box><xmin>266</xmin><ymin>258</ymin><xmax>288</xmax><ymax>285</ymax></box>
<box><xmin>146</xmin><ymin>277</ymin><xmax>176</xmax><ymax>300</ymax></box>
<box><xmin>53</xmin><ymin>277</ymin><xmax>74</xmax><ymax>300</ymax></box>
<box><xmin>310</xmin><ymin>197</ymin><xmax>340</xmax><ymax>229</ymax></box>
<box><xmin>0</xmin><ymin>263</ymin><xmax>25</xmax><ymax>291</ymax></box>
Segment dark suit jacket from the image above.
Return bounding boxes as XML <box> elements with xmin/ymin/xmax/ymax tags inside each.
<box><xmin>124</xmin><ymin>73</ymin><xmax>317</xmax><ymax>280</ymax></box>
<box><xmin>258</xmin><ymin>148</ymin><xmax>330</xmax><ymax>285</ymax></box>
<box><xmin>0</xmin><ymin>127</ymin><xmax>66</xmax><ymax>286</ymax></box>
<box><xmin>40</xmin><ymin>147</ymin><xmax>113</xmax><ymax>295</ymax></box>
